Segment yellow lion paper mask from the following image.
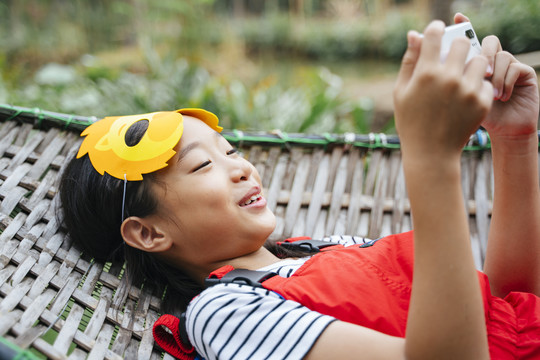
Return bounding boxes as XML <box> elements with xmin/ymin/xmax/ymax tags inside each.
<box><xmin>77</xmin><ymin>108</ymin><xmax>222</xmax><ymax>180</ymax></box>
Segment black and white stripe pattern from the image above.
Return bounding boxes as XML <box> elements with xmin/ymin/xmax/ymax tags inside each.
<box><xmin>257</xmin><ymin>257</ymin><xmax>310</xmax><ymax>278</ymax></box>
<box><xmin>185</xmin><ymin>235</ymin><xmax>369</xmax><ymax>359</ymax></box>
<box><xmin>186</xmin><ymin>283</ymin><xmax>335</xmax><ymax>360</ymax></box>
<box><xmin>321</xmin><ymin>234</ymin><xmax>371</xmax><ymax>247</ymax></box>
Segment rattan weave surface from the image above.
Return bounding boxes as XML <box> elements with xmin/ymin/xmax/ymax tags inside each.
<box><xmin>0</xmin><ymin>105</ymin><xmax>514</xmax><ymax>359</ymax></box>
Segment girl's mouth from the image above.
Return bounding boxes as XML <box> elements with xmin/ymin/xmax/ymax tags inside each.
<box><xmin>240</xmin><ymin>193</ymin><xmax>262</xmax><ymax>207</ymax></box>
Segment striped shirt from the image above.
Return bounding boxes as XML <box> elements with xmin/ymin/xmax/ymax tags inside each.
<box><xmin>185</xmin><ymin>235</ymin><xmax>371</xmax><ymax>360</ymax></box>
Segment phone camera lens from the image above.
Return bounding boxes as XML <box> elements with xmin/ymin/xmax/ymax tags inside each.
<box><xmin>465</xmin><ymin>29</ymin><xmax>475</xmax><ymax>39</ymax></box>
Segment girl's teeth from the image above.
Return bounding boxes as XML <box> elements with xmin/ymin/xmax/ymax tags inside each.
<box><xmin>243</xmin><ymin>194</ymin><xmax>260</xmax><ymax>206</ymax></box>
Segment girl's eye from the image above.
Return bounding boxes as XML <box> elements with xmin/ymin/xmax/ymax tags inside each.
<box><xmin>228</xmin><ymin>148</ymin><xmax>244</xmax><ymax>157</ymax></box>
<box><xmin>192</xmin><ymin>160</ymin><xmax>211</xmax><ymax>172</ymax></box>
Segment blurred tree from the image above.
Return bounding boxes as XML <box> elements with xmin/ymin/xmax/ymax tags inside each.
<box><xmin>374</xmin><ymin>0</ymin><xmax>392</xmax><ymax>17</ymax></box>
<box><xmin>289</xmin><ymin>0</ymin><xmax>304</xmax><ymax>17</ymax></box>
<box><xmin>233</xmin><ymin>0</ymin><xmax>244</xmax><ymax>17</ymax></box>
<box><xmin>430</xmin><ymin>0</ymin><xmax>453</xmax><ymax>23</ymax></box>
<box><xmin>411</xmin><ymin>0</ymin><xmax>453</xmax><ymax>23</ymax></box>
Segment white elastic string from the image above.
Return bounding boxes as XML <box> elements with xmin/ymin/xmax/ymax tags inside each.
<box><xmin>121</xmin><ymin>174</ymin><xmax>127</xmax><ymax>222</ymax></box>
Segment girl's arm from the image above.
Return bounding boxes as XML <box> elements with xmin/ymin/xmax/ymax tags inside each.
<box><xmin>390</xmin><ymin>20</ymin><xmax>490</xmax><ymax>360</ymax></box>
<box><xmin>311</xmin><ymin>20</ymin><xmax>491</xmax><ymax>360</ymax></box>
<box><xmin>460</xmin><ymin>22</ymin><xmax>540</xmax><ymax>297</ymax></box>
<box><xmin>485</xmin><ymin>132</ymin><xmax>540</xmax><ymax>297</ymax></box>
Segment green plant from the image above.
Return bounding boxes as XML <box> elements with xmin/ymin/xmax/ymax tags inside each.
<box><xmin>1</xmin><ymin>50</ymin><xmax>378</xmax><ymax>133</ymax></box>
<box><xmin>463</xmin><ymin>0</ymin><xmax>540</xmax><ymax>54</ymax></box>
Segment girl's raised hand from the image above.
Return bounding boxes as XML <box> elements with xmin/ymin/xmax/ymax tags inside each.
<box><xmin>393</xmin><ymin>20</ymin><xmax>493</xmax><ymax>163</ymax></box>
<box><xmin>454</xmin><ymin>13</ymin><xmax>539</xmax><ymax>139</ymax></box>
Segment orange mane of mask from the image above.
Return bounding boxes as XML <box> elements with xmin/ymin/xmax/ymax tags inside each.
<box><xmin>77</xmin><ymin>108</ymin><xmax>222</xmax><ymax>181</ymax></box>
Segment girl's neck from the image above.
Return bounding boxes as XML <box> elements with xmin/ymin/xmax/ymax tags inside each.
<box><xmin>221</xmin><ymin>246</ymin><xmax>281</xmax><ymax>272</ymax></box>
<box><xmin>187</xmin><ymin>246</ymin><xmax>282</xmax><ymax>285</ymax></box>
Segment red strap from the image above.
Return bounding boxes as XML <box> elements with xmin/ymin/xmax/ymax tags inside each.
<box><xmin>208</xmin><ymin>264</ymin><xmax>235</xmax><ymax>279</ymax></box>
<box><xmin>277</xmin><ymin>236</ymin><xmax>312</xmax><ymax>245</ymax></box>
<box><xmin>153</xmin><ymin>314</ymin><xmax>196</xmax><ymax>360</ymax></box>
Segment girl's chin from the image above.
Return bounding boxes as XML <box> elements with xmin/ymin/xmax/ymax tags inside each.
<box><xmin>257</xmin><ymin>217</ymin><xmax>277</xmax><ymax>239</ymax></box>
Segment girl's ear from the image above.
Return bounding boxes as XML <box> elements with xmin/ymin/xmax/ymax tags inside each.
<box><xmin>121</xmin><ymin>216</ymin><xmax>172</xmax><ymax>253</ymax></box>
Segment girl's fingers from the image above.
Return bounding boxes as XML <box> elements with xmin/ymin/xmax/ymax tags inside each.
<box><xmin>479</xmin><ymin>78</ymin><xmax>495</xmax><ymax>112</ymax></box>
<box><xmin>453</xmin><ymin>12</ymin><xmax>470</xmax><ymax>24</ymax></box>
<box><xmin>481</xmin><ymin>35</ymin><xmax>503</xmax><ymax>56</ymax></box>
<box><xmin>491</xmin><ymin>51</ymin><xmax>514</xmax><ymax>100</ymax></box>
<box><xmin>444</xmin><ymin>37</ymin><xmax>472</xmax><ymax>74</ymax></box>
<box><xmin>396</xmin><ymin>30</ymin><xmax>422</xmax><ymax>86</ymax></box>
<box><xmin>417</xmin><ymin>21</ymin><xmax>445</xmax><ymax>67</ymax></box>
<box><xmin>481</xmin><ymin>35</ymin><xmax>503</xmax><ymax>77</ymax></box>
<box><xmin>500</xmin><ymin>62</ymin><xmax>531</xmax><ymax>102</ymax></box>
<box><xmin>465</xmin><ymin>55</ymin><xmax>492</xmax><ymax>97</ymax></box>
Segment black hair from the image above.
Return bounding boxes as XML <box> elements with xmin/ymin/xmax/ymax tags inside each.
<box><xmin>59</xmin><ymin>121</ymin><xmax>203</xmax><ymax>317</ymax></box>
<box><xmin>59</xmin><ymin>120</ymin><xmax>310</xmax><ymax>318</ymax></box>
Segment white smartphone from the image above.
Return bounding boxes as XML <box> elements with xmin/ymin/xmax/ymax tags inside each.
<box><xmin>440</xmin><ymin>22</ymin><xmax>482</xmax><ymax>63</ymax></box>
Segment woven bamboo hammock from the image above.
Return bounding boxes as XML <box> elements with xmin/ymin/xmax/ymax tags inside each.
<box><xmin>0</xmin><ymin>103</ymin><xmax>530</xmax><ymax>359</ymax></box>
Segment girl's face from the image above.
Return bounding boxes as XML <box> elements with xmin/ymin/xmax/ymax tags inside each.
<box><xmin>152</xmin><ymin>116</ymin><xmax>276</xmax><ymax>274</ymax></box>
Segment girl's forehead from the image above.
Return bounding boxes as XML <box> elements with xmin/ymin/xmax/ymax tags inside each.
<box><xmin>174</xmin><ymin>118</ymin><xmax>224</xmax><ymax>152</ymax></box>
<box><xmin>183</xmin><ymin>115</ymin><xmax>219</xmax><ymax>136</ymax></box>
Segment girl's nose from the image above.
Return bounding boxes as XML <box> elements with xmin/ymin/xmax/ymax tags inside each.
<box><xmin>229</xmin><ymin>157</ymin><xmax>252</xmax><ymax>182</ymax></box>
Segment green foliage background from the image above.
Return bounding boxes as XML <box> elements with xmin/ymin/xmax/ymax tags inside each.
<box><xmin>0</xmin><ymin>0</ymin><xmax>538</xmax><ymax>133</ymax></box>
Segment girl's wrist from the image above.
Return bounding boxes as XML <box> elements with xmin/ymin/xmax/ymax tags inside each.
<box><xmin>401</xmin><ymin>143</ymin><xmax>462</xmax><ymax>168</ymax></box>
<box><xmin>490</xmin><ymin>131</ymin><xmax>538</xmax><ymax>157</ymax></box>
<box><xmin>402</xmin><ymin>153</ymin><xmax>461</xmax><ymax>185</ymax></box>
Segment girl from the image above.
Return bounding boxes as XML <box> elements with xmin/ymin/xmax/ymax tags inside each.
<box><xmin>59</xmin><ymin>15</ymin><xmax>540</xmax><ymax>360</ymax></box>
